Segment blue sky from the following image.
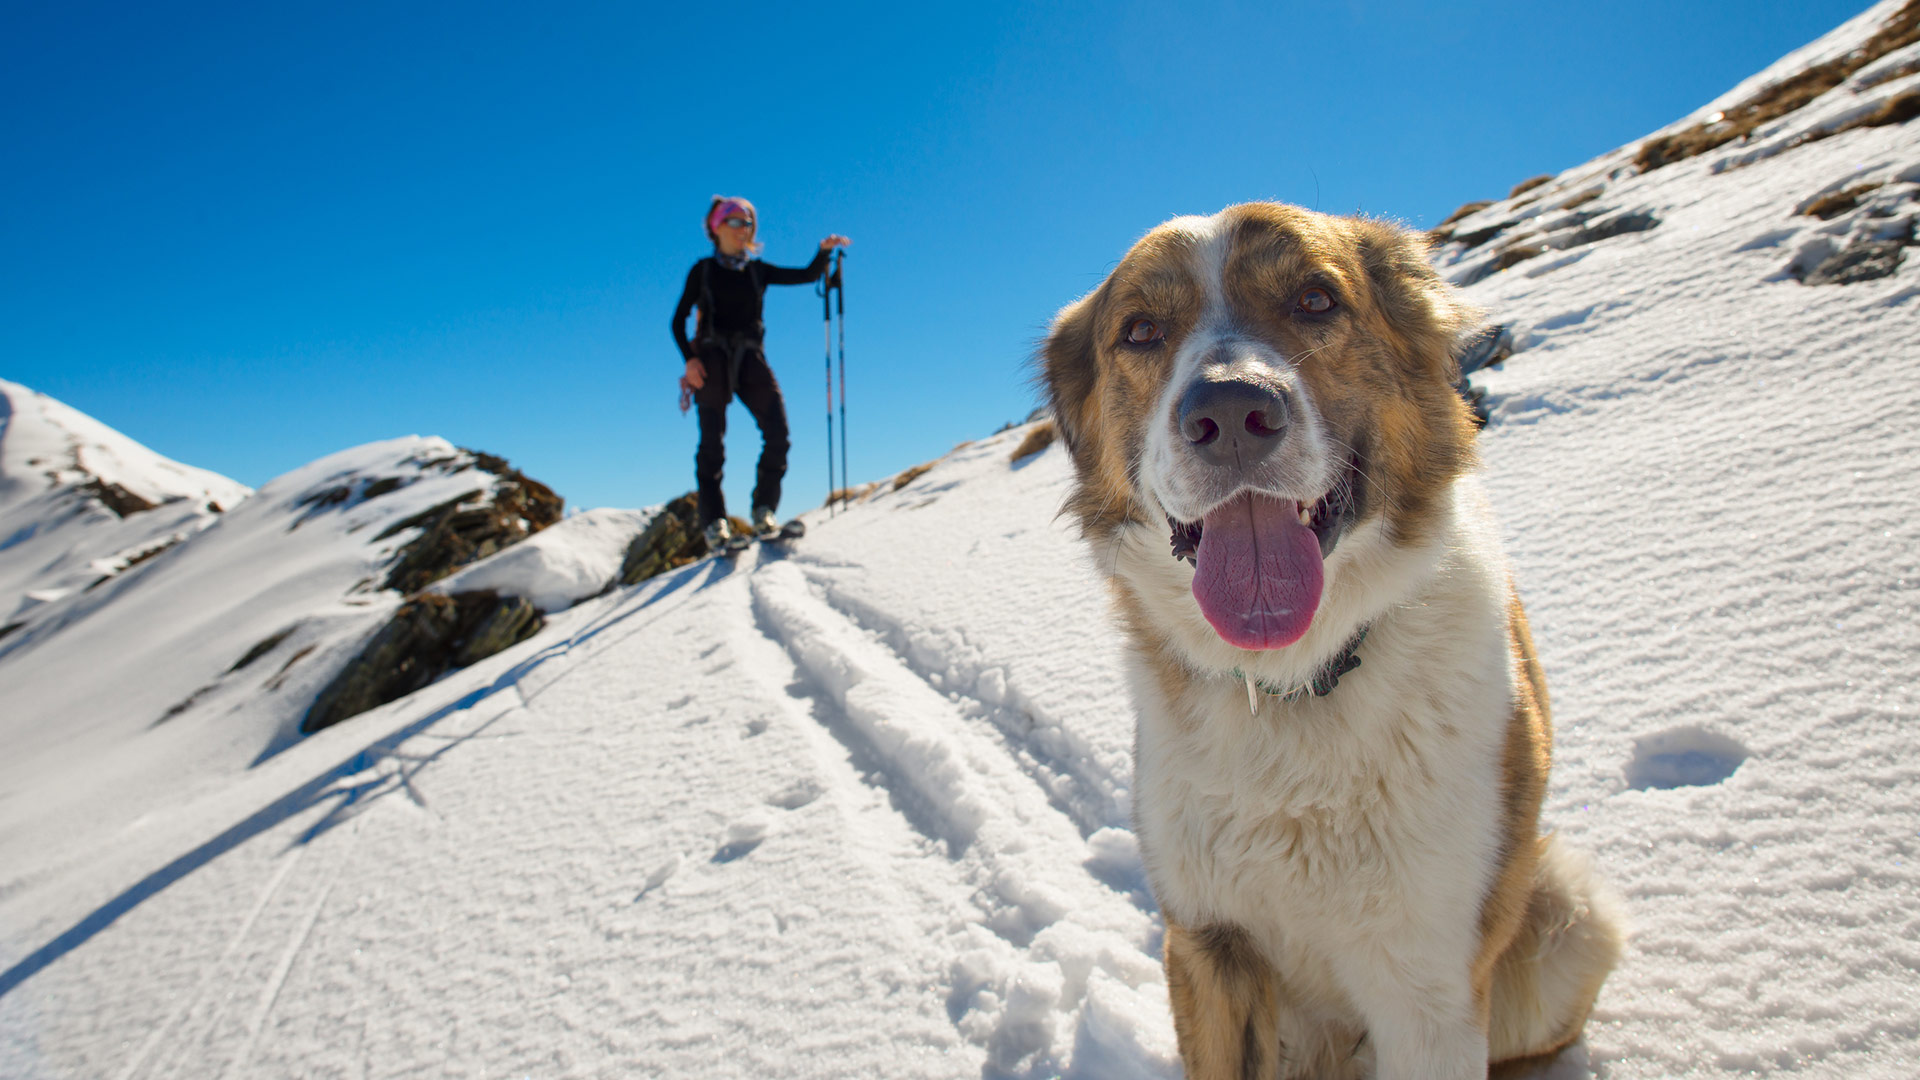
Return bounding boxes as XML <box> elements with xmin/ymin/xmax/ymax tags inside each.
<box><xmin>3</xmin><ymin>1</ymin><xmax>1873</xmax><ymax>515</ymax></box>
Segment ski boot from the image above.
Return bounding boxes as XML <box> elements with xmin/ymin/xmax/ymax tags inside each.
<box><xmin>752</xmin><ymin>505</ymin><xmax>806</xmax><ymax>542</ymax></box>
<box><xmin>704</xmin><ymin>517</ymin><xmax>752</xmax><ymax>557</ymax></box>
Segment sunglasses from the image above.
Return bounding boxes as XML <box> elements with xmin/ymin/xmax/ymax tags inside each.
<box><xmin>720</xmin><ymin>216</ymin><xmax>755</xmax><ymax>229</ymax></box>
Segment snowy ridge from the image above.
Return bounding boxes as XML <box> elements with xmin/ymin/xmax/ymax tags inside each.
<box><xmin>0</xmin><ymin>379</ymin><xmax>250</xmax><ymax>635</ymax></box>
<box><xmin>4</xmin><ymin>3</ymin><xmax>1920</xmax><ymax>1076</ymax></box>
<box><xmin>0</xmin><ymin>436</ymin><xmax>560</xmax><ymax>946</ymax></box>
<box><xmin>0</xmin><ymin>378</ymin><xmax>248</xmax><ymax>516</ymax></box>
<box><xmin>1665</xmin><ymin>0</ymin><xmax>1913</xmax><ymax>136</ymax></box>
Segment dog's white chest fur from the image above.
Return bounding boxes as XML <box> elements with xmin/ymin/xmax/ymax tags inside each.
<box><xmin>1129</xmin><ymin>483</ymin><xmax>1518</xmax><ymax>1018</ymax></box>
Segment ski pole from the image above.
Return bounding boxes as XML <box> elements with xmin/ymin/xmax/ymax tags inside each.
<box><xmin>821</xmin><ymin>259</ymin><xmax>836</xmax><ymax>517</ymax></box>
<box><xmin>835</xmin><ymin>251</ymin><xmax>847</xmax><ymax>517</ymax></box>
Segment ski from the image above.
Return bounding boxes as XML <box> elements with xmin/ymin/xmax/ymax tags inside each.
<box><xmin>758</xmin><ymin>519</ymin><xmax>806</xmax><ymax>544</ymax></box>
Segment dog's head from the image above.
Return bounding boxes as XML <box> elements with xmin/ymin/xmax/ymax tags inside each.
<box><xmin>1042</xmin><ymin>203</ymin><xmax>1478</xmax><ymax>655</ymax></box>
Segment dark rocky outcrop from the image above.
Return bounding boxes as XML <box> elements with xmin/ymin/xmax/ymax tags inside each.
<box><xmin>616</xmin><ymin>493</ymin><xmax>709</xmax><ymax>586</ymax></box>
<box><xmin>1568</xmin><ymin>209</ymin><xmax>1662</xmax><ymax>247</ymax></box>
<box><xmin>76</xmin><ymin>478</ymin><xmax>157</xmax><ymax>518</ymax></box>
<box><xmin>297</xmin><ymin>450</ymin><xmax>563</xmax><ymax>734</ymax></box>
<box><xmin>1451</xmin><ymin>222</ymin><xmax>1509</xmax><ymax>252</ymax></box>
<box><xmin>378</xmin><ymin>456</ymin><xmax>563</xmax><ymax>593</ymax></box>
<box><xmin>229</xmin><ymin>626</ymin><xmax>297</xmax><ymax>672</ymax></box>
<box><xmin>303</xmin><ymin>590</ymin><xmax>543</xmax><ymax>733</ymax></box>
<box><xmin>1801</xmin><ymin>237</ymin><xmax>1910</xmax><ymax>285</ymax></box>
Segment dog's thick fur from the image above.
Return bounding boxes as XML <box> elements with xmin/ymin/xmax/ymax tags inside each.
<box><xmin>1040</xmin><ymin>204</ymin><xmax>1623</xmax><ymax>1079</ymax></box>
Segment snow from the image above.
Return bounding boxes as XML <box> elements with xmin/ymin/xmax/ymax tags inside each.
<box><xmin>430</xmin><ymin>507</ymin><xmax>654</xmax><ymax>614</ymax></box>
<box><xmin>3</xmin><ymin>5</ymin><xmax>1920</xmax><ymax>1077</ymax></box>
<box><xmin>0</xmin><ymin>378</ymin><xmax>251</xmax><ymax>633</ymax></box>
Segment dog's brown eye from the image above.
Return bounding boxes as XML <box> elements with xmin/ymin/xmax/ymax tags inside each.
<box><xmin>1298</xmin><ymin>288</ymin><xmax>1336</xmax><ymax>314</ymax></box>
<box><xmin>1126</xmin><ymin>318</ymin><xmax>1163</xmax><ymax>345</ymax></box>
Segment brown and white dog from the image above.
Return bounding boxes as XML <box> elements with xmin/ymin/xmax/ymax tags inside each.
<box><xmin>1040</xmin><ymin>204</ymin><xmax>1623</xmax><ymax>1079</ymax></box>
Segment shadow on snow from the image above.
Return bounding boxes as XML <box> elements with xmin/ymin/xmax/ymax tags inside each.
<box><xmin>0</xmin><ymin>553</ymin><xmax>734</xmax><ymax>1001</ymax></box>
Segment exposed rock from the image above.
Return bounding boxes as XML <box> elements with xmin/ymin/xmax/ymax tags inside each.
<box><xmin>299</xmin><ymin>484</ymin><xmax>353</xmax><ymax>511</ymax></box>
<box><xmin>617</xmin><ymin>493</ymin><xmax>707</xmax><ymax>586</ymax></box>
<box><xmin>303</xmin><ymin>589</ymin><xmax>544</xmax><ymax>733</ymax></box>
<box><xmin>114</xmin><ymin>535</ymin><xmax>183</xmax><ymax>575</ymax></box>
<box><xmin>1509</xmin><ymin>174</ymin><xmax>1555</xmax><ymax>199</ymax></box>
<box><xmin>265</xmin><ymin>645</ymin><xmax>316</xmax><ymax>691</ymax></box>
<box><xmin>1802</xmin><ymin>183</ymin><xmax>1884</xmax><ymax>220</ymax></box>
<box><xmin>1010</xmin><ymin>420</ymin><xmax>1056</xmax><ymax>463</ymax></box>
<box><xmin>1437</xmin><ymin>200</ymin><xmax>1494</xmax><ymax>229</ymax></box>
<box><xmin>1455</xmin><ymin>324</ymin><xmax>1515</xmax><ymax>428</ymax></box>
<box><xmin>1452</xmin><ymin>222</ymin><xmax>1509</xmax><ymax>252</ymax></box>
<box><xmin>362</xmin><ymin>476</ymin><xmax>405</xmax><ymax>499</ymax></box>
<box><xmin>455</xmin><ymin>595</ymin><xmax>541</xmax><ymax>667</ymax></box>
<box><xmin>893</xmin><ymin>462</ymin><xmax>936</xmax><ymax>491</ymax></box>
<box><xmin>75</xmin><ymin>477</ymin><xmax>157</xmax><ymax>518</ymax></box>
<box><xmin>1427</xmin><ymin>200</ymin><xmax>1495</xmax><ymax>244</ymax></box>
<box><xmin>1492</xmin><ymin>244</ymin><xmax>1545</xmax><ymax>273</ymax></box>
<box><xmin>1802</xmin><ymin>238</ymin><xmax>1909</xmax><ymax>284</ymax></box>
<box><xmin>1568</xmin><ymin>209</ymin><xmax>1662</xmax><ymax>247</ymax></box>
<box><xmin>1636</xmin><ymin>0</ymin><xmax>1920</xmax><ymax>172</ymax></box>
<box><xmin>825</xmin><ymin>483</ymin><xmax>881</xmax><ymax>507</ymax></box>
<box><xmin>377</xmin><ymin>454</ymin><xmax>563</xmax><ymax>594</ymax></box>
<box><xmin>229</xmin><ymin>625</ymin><xmax>297</xmax><ymax>672</ymax></box>
<box><xmin>1457</xmin><ymin>324</ymin><xmax>1515</xmax><ymax>380</ymax></box>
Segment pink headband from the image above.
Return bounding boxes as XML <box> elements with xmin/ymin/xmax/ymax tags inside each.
<box><xmin>706</xmin><ymin>198</ymin><xmax>755</xmax><ymax>236</ymax></box>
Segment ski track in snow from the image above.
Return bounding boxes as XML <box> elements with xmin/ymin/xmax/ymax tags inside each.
<box><xmin>0</xmin><ymin>513</ymin><xmax>1177</xmax><ymax>1078</ymax></box>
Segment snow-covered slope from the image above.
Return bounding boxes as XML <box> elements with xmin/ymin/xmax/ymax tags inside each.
<box><xmin>429</xmin><ymin>506</ymin><xmax>654</xmax><ymax>614</ymax></box>
<box><xmin>2</xmin><ymin>3</ymin><xmax>1918</xmax><ymax>1077</ymax></box>
<box><xmin>0</xmin><ymin>379</ymin><xmax>251</xmax><ymax>635</ymax></box>
<box><xmin>0</xmin><ymin>436</ymin><xmax>570</xmax><ymax>942</ymax></box>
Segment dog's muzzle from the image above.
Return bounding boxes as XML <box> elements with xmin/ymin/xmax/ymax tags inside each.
<box><xmin>1177</xmin><ymin>373</ymin><xmax>1292</xmax><ymax>472</ymax></box>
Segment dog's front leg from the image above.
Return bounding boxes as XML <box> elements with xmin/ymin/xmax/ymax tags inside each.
<box><xmin>1164</xmin><ymin>919</ymin><xmax>1279</xmax><ymax>1080</ymax></box>
<box><xmin>1332</xmin><ymin>948</ymin><xmax>1487</xmax><ymax>1080</ymax></box>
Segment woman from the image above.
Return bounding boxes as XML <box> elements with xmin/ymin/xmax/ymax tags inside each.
<box><xmin>670</xmin><ymin>195</ymin><xmax>850</xmax><ymax>550</ymax></box>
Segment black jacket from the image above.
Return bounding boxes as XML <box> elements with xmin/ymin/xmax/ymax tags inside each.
<box><xmin>670</xmin><ymin>249</ymin><xmax>831</xmax><ymax>361</ymax></box>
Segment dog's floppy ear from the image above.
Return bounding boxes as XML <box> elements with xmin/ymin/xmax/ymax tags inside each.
<box><xmin>1038</xmin><ymin>291</ymin><xmax>1101</xmax><ymax>460</ymax></box>
<box><xmin>1357</xmin><ymin>219</ymin><xmax>1480</xmax><ymax>382</ymax></box>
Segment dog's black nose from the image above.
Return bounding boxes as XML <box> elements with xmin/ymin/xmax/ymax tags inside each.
<box><xmin>1178</xmin><ymin>376</ymin><xmax>1290</xmax><ymax>468</ymax></box>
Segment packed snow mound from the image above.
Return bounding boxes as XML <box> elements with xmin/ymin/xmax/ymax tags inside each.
<box><xmin>0</xmin><ymin>379</ymin><xmax>250</xmax><ymax>634</ymax></box>
<box><xmin>430</xmin><ymin>506</ymin><xmax>654</xmax><ymax>613</ymax></box>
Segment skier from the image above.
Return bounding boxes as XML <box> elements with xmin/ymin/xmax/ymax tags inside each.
<box><xmin>671</xmin><ymin>196</ymin><xmax>850</xmax><ymax>551</ymax></box>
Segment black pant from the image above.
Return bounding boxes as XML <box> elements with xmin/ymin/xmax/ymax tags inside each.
<box><xmin>693</xmin><ymin>337</ymin><xmax>789</xmax><ymax>526</ymax></box>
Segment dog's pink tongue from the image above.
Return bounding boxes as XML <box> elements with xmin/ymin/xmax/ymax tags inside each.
<box><xmin>1192</xmin><ymin>493</ymin><xmax>1323</xmax><ymax>650</ymax></box>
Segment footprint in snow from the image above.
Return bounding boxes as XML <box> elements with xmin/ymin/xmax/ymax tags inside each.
<box><xmin>635</xmin><ymin>854</ymin><xmax>683</xmax><ymax>900</ymax></box>
<box><xmin>766</xmin><ymin>778</ymin><xmax>823</xmax><ymax>810</ymax></box>
<box><xmin>712</xmin><ymin>813</ymin><xmax>774</xmax><ymax>863</ymax></box>
<box><xmin>1625</xmin><ymin>725</ymin><xmax>1749</xmax><ymax>790</ymax></box>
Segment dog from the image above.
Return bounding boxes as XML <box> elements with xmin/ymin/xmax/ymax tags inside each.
<box><xmin>1039</xmin><ymin>203</ymin><xmax>1623</xmax><ymax>1079</ymax></box>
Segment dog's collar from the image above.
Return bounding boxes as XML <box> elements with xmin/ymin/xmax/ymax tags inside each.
<box><xmin>1229</xmin><ymin>625</ymin><xmax>1369</xmax><ymax>714</ymax></box>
